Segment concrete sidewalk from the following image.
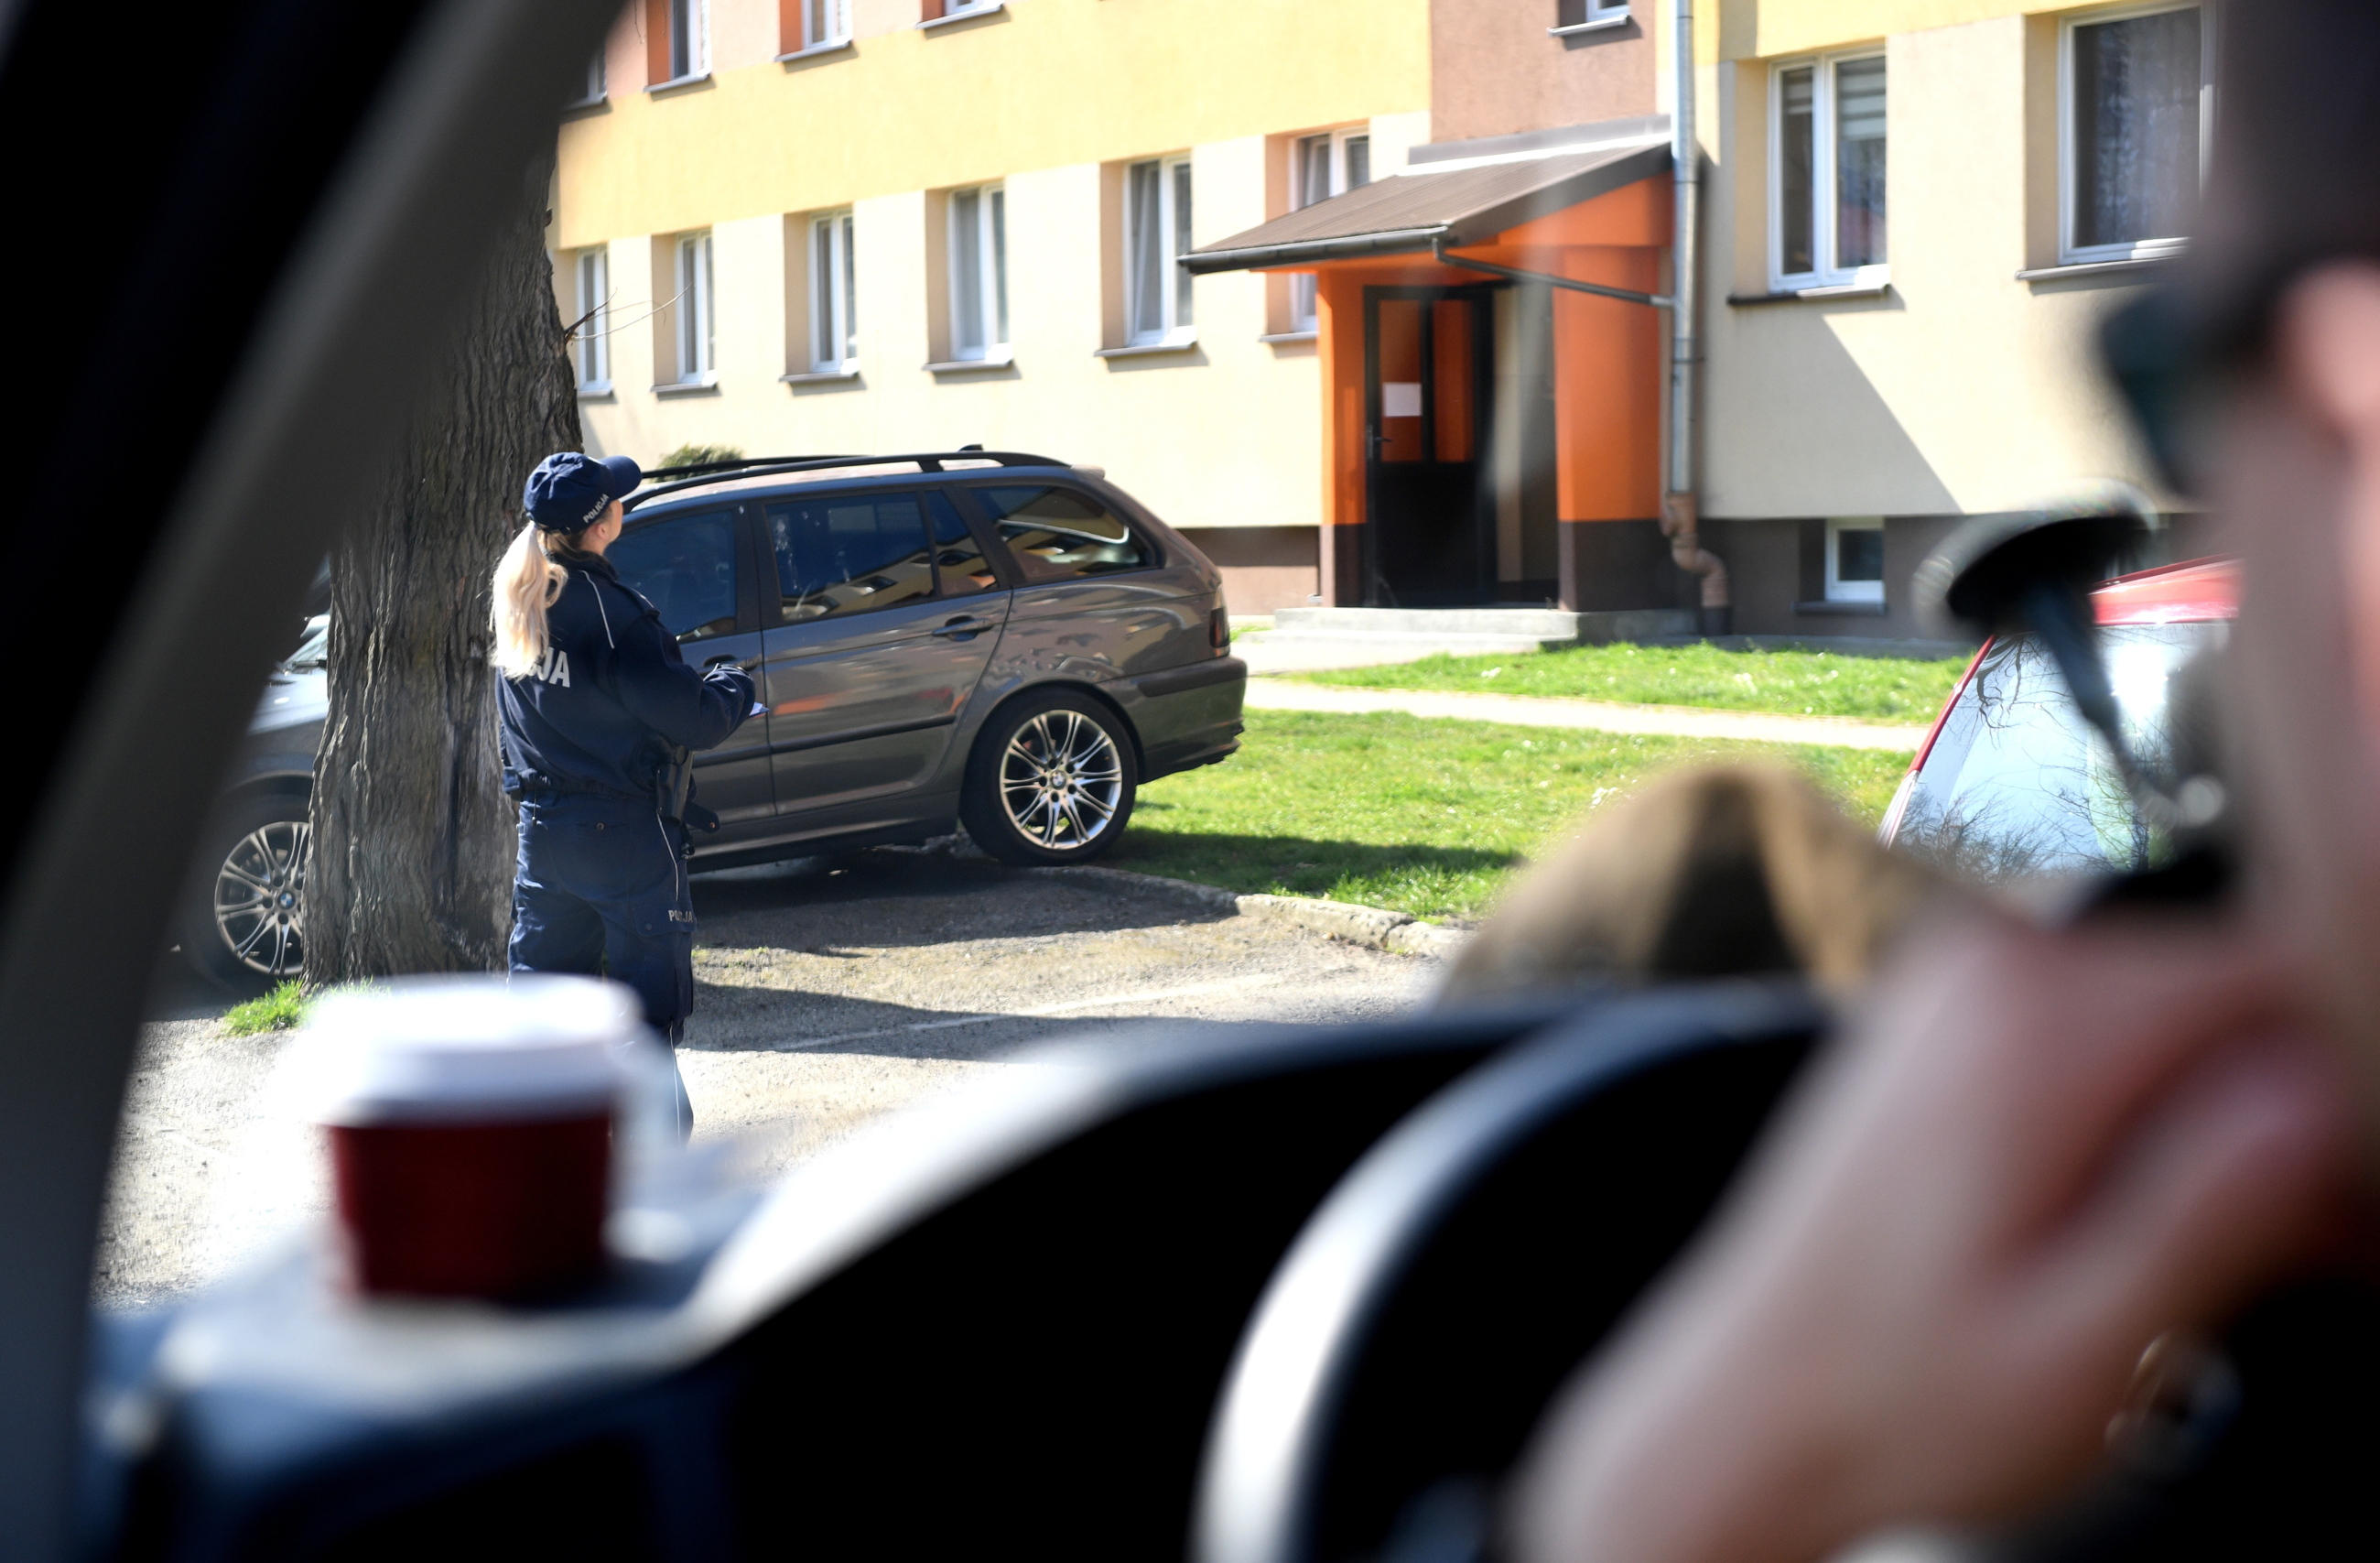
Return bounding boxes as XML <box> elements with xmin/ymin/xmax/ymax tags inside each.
<box><xmin>1242</xmin><ymin>677</ymin><xmax>1930</xmax><ymax>752</ymax></box>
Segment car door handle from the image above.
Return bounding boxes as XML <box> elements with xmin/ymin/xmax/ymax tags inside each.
<box><xmin>703</xmin><ymin>654</ymin><xmax>756</xmax><ymax>671</ymax></box>
<box><xmin>930</xmin><ymin>617</ymin><xmax>993</xmax><ymax>639</ymax></box>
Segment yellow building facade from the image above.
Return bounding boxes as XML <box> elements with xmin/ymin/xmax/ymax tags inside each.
<box><xmin>553</xmin><ymin>0</ymin><xmax>2214</xmax><ymax>635</ymax></box>
<box><xmin>1682</xmin><ymin>0</ymin><xmax>2210</xmax><ymax>639</ymax></box>
<box><xmin>553</xmin><ymin>0</ymin><xmax>1433</xmax><ymax>614</ymax></box>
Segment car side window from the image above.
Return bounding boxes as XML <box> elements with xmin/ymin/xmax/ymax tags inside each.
<box><xmin>926</xmin><ymin>490</ymin><xmax>1000</xmax><ymax>599</ymax></box>
<box><xmin>608</xmin><ymin>508</ymin><xmax>740</xmax><ymax>642</ymax></box>
<box><xmin>969</xmin><ymin>484</ymin><xmax>1151</xmax><ymax>583</ymax></box>
<box><xmin>768</xmin><ymin>493</ymin><xmax>936</xmax><ymax>624</ymax></box>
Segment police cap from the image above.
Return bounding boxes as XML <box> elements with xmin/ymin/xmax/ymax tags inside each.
<box><xmin>523</xmin><ymin>451</ymin><xmax>642</xmax><ymax>532</ymax></box>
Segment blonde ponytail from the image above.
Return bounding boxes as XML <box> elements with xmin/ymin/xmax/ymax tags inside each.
<box><xmin>491</xmin><ymin>523</ymin><xmax>571</xmax><ymax>678</ymax></box>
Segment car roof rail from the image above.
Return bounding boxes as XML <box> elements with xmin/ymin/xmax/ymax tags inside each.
<box><xmin>627</xmin><ymin>450</ymin><xmax>1073</xmax><ymax>509</ymax></box>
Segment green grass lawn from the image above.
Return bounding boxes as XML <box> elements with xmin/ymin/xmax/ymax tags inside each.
<box><xmin>1290</xmin><ymin>641</ymin><xmax>1970</xmax><ymax>722</ymax></box>
<box><xmin>1108</xmin><ymin>709</ymin><xmax>1909</xmax><ymax>923</ymax></box>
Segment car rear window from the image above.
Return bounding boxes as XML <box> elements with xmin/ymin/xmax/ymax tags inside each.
<box><xmin>609</xmin><ymin>508</ymin><xmax>741</xmax><ymax>641</ymax></box>
<box><xmin>1892</xmin><ymin>622</ymin><xmax>2223</xmax><ymax>883</ymax></box>
<box><xmin>970</xmin><ymin>484</ymin><xmax>1150</xmax><ymax>582</ymax></box>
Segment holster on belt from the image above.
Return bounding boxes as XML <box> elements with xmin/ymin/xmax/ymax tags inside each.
<box><xmin>654</xmin><ymin>745</ymin><xmax>694</xmax><ymax>823</ymax></box>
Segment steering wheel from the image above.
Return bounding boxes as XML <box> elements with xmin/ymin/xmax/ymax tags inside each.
<box><xmin>1193</xmin><ymin>981</ymin><xmax>1823</xmax><ymax>1563</ymax></box>
<box><xmin>1192</xmin><ymin>980</ymin><xmax>2380</xmax><ymax>1563</ymax></box>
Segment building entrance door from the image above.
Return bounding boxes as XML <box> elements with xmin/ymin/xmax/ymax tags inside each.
<box><xmin>1363</xmin><ymin>286</ymin><xmax>1494</xmax><ymax>605</ymax></box>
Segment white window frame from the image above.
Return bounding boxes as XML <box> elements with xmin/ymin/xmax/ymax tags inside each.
<box><xmin>1551</xmin><ymin>0</ymin><xmax>1629</xmax><ymax>36</ymax></box>
<box><xmin>665</xmin><ymin>0</ymin><xmax>709</xmax><ymax>81</ymax></box>
<box><xmin>569</xmin><ymin>46</ymin><xmax>607</xmax><ymax>106</ymax></box>
<box><xmin>1825</xmin><ymin>518</ymin><xmax>1886</xmax><ymax>604</ymax></box>
<box><xmin>675</xmin><ymin>231</ymin><xmax>714</xmax><ymax>384</ymax></box>
<box><xmin>936</xmin><ymin>0</ymin><xmax>1001</xmax><ymax>21</ymax></box>
<box><xmin>573</xmin><ymin>246</ymin><xmax>611</xmax><ymax>391</ymax></box>
<box><xmin>947</xmin><ymin>185</ymin><xmax>1008</xmax><ymax>363</ymax></box>
<box><xmin>809</xmin><ymin>211</ymin><xmax>857</xmax><ymax>374</ymax></box>
<box><xmin>2058</xmin><ymin>1</ymin><xmax>2212</xmax><ymax>266</ymax></box>
<box><xmin>1767</xmin><ymin>49</ymin><xmax>1889</xmax><ymax>291</ymax></box>
<box><xmin>1125</xmin><ymin>155</ymin><xmax>1195</xmax><ymax>348</ymax></box>
<box><xmin>800</xmin><ymin>0</ymin><xmax>850</xmax><ymax>50</ymax></box>
<box><xmin>1290</xmin><ymin>129</ymin><xmax>1371</xmax><ymax>332</ymax></box>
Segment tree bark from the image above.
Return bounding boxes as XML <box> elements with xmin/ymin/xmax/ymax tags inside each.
<box><xmin>304</xmin><ymin>161</ymin><xmax>580</xmax><ymax>985</ymax></box>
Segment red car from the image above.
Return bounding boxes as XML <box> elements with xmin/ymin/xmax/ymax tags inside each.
<box><xmin>1880</xmin><ymin>556</ymin><xmax>2239</xmax><ymax>880</ymax></box>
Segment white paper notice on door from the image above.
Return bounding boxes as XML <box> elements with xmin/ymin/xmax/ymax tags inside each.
<box><xmin>1381</xmin><ymin>382</ymin><xmax>1423</xmax><ymax>418</ymax></box>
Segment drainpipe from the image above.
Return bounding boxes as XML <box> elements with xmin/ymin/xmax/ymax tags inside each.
<box><xmin>1661</xmin><ymin>0</ymin><xmax>1731</xmax><ymax>637</ymax></box>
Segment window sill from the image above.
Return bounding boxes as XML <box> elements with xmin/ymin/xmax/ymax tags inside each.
<box><xmin>2016</xmin><ymin>255</ymin><xmax>2179</xmax><ymax>283</ymax></box>
<box><xmin>925</xmin><ymin>349</ymin><xmax>1014</xmax><ymax>374</ymax></box>
<box><xmin>1728</xmin><ymin>280</ymin><xmax>1892</xmax><ymax>307</ymax></box>
<box><xmin>782</xmin><ymin>365</ymin><xmax>861</xmax><ymax>384</ymax></box>
<box><xmin>919</xmin><ymin>4</ymin><xmax>1003</xmax><ymax>28</ymax></box>
<box><xmin>654</xmin><ymin>376</ymin><xmax>719</xmax><ymax>396</ymax></box>
<box><xmin>1095</xmin><ymin>338</ymin><xmax>1198</xmax><ymax>359</ymax></box>
<box><xmin>576</xmin><ymin>381</ymin><xmax>614</xmax><ymax>400</ymax></box>
<box><xmin>644</xmin><ymin>71</ymin><xmax>712</xmax><ymax>96</ymax></box>
<box><xmin>1795</xmin><ymin>599</ymin><xmax>1888</xmax><ymax>617</ymax></box>
<box><xmin>1259</xmin><ymin>330</ymin><xmax>1318</xmax><ymax>344</ymax></box>
<box><xmin>1549</xmin><ymin>13</ymin><xmax>1631</xmax><ymax>36</ymax></box>
<box><xmin>775</xmin><ymin>38</ymin><xmax>852</xmax><ymax>62</ymax></box>
<box><xmin>562</xmin><ymin>93</ymin><xmax>608</xmax><ymax>113</ymax></box>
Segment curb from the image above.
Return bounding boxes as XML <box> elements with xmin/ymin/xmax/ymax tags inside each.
<box><xmin>904</xmin><ymin>838</ymin><xmax>1474</xmax><ymax>960</ymax></box>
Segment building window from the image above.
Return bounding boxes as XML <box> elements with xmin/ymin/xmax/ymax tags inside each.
<box><xmin>1553</xmin><ymin>0</ymin><xmax>1630</xmax><ymax>32</ymax></box>
<box><xmin>1826</xmin><ymin>518</ymin><xmax>1886</xmax><ymax>604</ymax></box>
<box><xmin>676</xmin><ymin>232</ymin><xmax>714</xmax><ymax>383</ymax></box>
<box><xmin>1126</xmin><ymin>156</ymin><xmax>1195</xmax><ymax>347</ymax></box>
<box><xmin>2061</xmin><ymin>4</ymin><xmax>2207</xmax><ymax>264</ymax></box>
<box><xmin>810</xmin><ymin>211</ymin><xmax>857</xmax><ymax>373</ymax></box>
<box><xmin>948</xmin><ymin>185</ymin><xmax>1008</xmax><ymax>362</ymax></box>
<box><xmin>1292</xmin><ymin>130</ymin><xmax>1369</xmax><ymax>331</ymax></box>
<box><xmin>665</xmin><ymin>0</ymin><xmax>707</xmax><ymax>81</ymax></box>
<box><xmin>570</xmin><ymin>46</ymin><xmax>606</xmax><ymax>106</ymax></box>
<box><xmin>800</xmin><ymin>0</ymin><xmax>850</xmax><ymax>49</ymax></box>
<box><xmin>573</xmin><ymin>247</ymin><xmax>611</xmax><ymax>390</ymax></box>
<box><xmin>1770</xmin><ymin>51</ymin><xmax>1888</xmax><ymax>289</ymax></box>
<box><xmin>932</xmin><ymin>0</ymin><xmax>1001</xmax><ymax>18</ymax></box>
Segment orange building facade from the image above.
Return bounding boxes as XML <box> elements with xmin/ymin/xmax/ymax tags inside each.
<box><xmin>1191</xmin><ymin>135</ymin><xmax>1678</xmax><ymax>612</ymax></box>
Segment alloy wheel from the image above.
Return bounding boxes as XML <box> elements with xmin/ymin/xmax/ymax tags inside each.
<box><xmin>998</xmin><ymin>709</ymin><xmax>1125</xmax><ymax>852</ymax></box>
<box><xmin>213</xmin><ymin>819</ymin><xmax>308</xmax><ymax>979</ymax></box>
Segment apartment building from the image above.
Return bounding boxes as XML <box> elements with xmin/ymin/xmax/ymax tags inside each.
<box><xmin>554</xmin><ymin>0</ymin><xmax>2212</xmax><ymax>635</ymax></box>
<box><xmin>550</xmin><ymin>0</ymin><xmax>1434</xmax><ymax>615</ymax></box>
<box><xmin>1693</xmin><ymin>0</ymin><xmax>2210</xmax><ymax>640</ymax></box>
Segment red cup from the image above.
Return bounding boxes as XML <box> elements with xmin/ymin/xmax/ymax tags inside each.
<box><xmin>297</xmin><ymin>976</ymin><xmax>644</xmax><ymax>1302</ymax></box>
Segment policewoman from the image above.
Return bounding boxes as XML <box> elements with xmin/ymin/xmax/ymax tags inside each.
<box><xmin>490</xmin><ymin>451</ymin><xmax>757</xmax><ymax>1136</ymax></box>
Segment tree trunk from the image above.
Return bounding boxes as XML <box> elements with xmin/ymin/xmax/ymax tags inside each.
<box><xmin>304</xmin><ymin>162</ymin><xmax>581</xmax><ymax>985</ymax></box>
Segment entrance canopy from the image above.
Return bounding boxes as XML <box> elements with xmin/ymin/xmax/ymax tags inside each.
<box><xmin>1186</xmin><ymin>137</ymin><xmax>1677</xmax><ymax>613</ymax></box>
<box><xmin>1182</xmin><ymin>142</ymin><xmax>1670</xmax><ymax>277</ymax></box>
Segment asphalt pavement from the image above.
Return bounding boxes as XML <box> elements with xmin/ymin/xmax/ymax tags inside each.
<box><xmin>96</xmin><ymin>852</ymin><xmax>1439</xmax><ymax>1308</ymax></box>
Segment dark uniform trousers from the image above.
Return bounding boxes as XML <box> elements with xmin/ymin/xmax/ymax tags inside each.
<box><xmin>510</xmin><ymin>791</ymin><xmax>696</xmax><ymax>1133</ymax></box>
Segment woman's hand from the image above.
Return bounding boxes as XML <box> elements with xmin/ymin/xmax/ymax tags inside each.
<box><xmin>1509</xmin><ymin>913</ymin><xmax>2350</xmax><ymax>1563</ymax></box>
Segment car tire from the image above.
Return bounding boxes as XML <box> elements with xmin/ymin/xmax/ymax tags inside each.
<box><xmin>961</xmin><ymin>690</ymin><xmax>1139</xmax><ymax>866</ymax></box>
<box><xmin>181</xmin><ymin>790</ymin><xmax>309</xmax><ymax>993</ymax></box>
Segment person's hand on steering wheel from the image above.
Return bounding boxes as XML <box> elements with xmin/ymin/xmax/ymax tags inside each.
<box><xmin>1509</xmin><ymin>913</ymin><xmax>2350</xmax><ymax>1563</ymax></box>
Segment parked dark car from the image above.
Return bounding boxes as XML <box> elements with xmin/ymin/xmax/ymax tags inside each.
<box><xmin>180</xmin><ymin>615</ymin><xmax>324</xmax><ymax>989</ymax></box>
<box><xmin>177</xmin><ymin>451</ymin><xmax>1249</xmax><ymax>991</ymax></box>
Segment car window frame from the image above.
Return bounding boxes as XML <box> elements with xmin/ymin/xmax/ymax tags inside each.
<box><xmin>917</xmin><ymin>483</ymin><xmax>1020</xmax><ymax>600</ymax></box>
<box><xmin>951</xmin><ymin>478</ymin><xmax>1163</xmax><ymax>587</ymax></box>
<box><xmin>609</xmin><ymin>498</ymin><xmax>763</xmax><ymax>643</ymax></box>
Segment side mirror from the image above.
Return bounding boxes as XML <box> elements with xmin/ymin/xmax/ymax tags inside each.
<box><xmin>1913</xmin><ymin>485</ymin><xmax>2224</xmax><ymax>834</ymax></box>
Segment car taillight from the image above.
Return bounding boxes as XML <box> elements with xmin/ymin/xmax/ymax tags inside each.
<box><xmin>1210</xmin><ymin>605</ymin><xmax>1230</xmax><ymax>653</ymax></box>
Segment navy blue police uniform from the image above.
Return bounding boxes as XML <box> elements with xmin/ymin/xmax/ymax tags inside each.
<box><xmin>499</xmin><ymin>453</ymin><xmax>757</xmax><ymax>1133</ymax></box>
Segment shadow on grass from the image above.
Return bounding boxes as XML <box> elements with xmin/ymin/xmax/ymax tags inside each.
<box><xmin>1105</xmin><ymin>829</ymin><xmax>1521</xmax><ymax>907</ymax></box>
